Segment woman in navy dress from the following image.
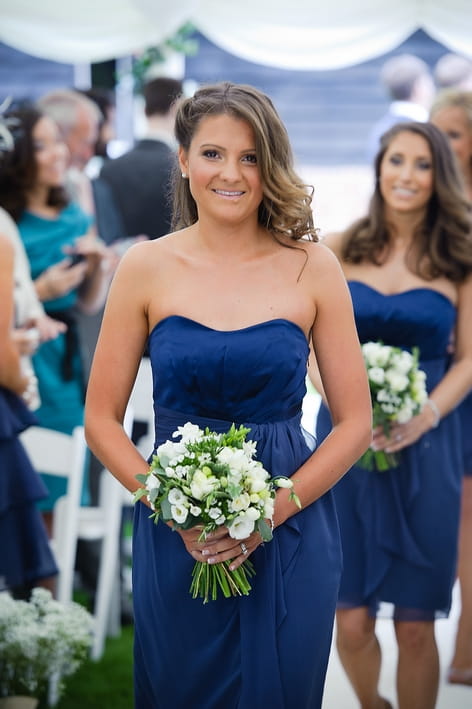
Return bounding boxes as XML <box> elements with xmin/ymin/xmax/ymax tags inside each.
<box><xmin>85</xmin><ymin>82</ymin><xmax>372</xmax><ymax>708</ymax></box>
<box><xmin>315</xmin><ymin>122</ymin><xmax>472</xmax><ymax>709</ymax></box>
<box><xmin>431</xmin><ymin>89</ymin><xmax>472</xmax><ymax>686</ymax></box>
<box><xmin>0</xmin><ymin>230</ymin><xmax>57</xmax><ymax>595</ymax></box>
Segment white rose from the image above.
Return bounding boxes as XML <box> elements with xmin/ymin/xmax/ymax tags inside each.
<box><xmin>230</xmin><ymin>492</ymin><xmax>251</xmax><ymax>512</ymax></box>
<box><xmin>391</xmin><ymin>350</ymin><xmax>414</xmax><ymax>374</ymax></box>
<box><xmin>190</xmin><ymin>470</ymin><xmax>218</xmax><ymax>500</ymax></box>
<box><xmin>368</xmin><ymin>366</ymin><xmax>385</xmax><ymax>385</ymax></box>
<box><xmin>245</xmin><ymin>506</ymin><xmax>261</xmax><ymax>521</ymax></box>
<box><xmin>385</xmin><ymin>370</ymin><xmax>409</xmax><ymax>392</ymax></box>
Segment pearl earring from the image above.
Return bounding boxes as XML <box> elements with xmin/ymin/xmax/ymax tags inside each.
<box><xmin>181</xmin><ymin>172</ymin><xmax>188</xmax><ymax>178</ymax></box>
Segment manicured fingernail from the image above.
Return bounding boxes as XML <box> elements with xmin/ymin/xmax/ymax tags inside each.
<box><xmin>201</xmin><ymin>549</ymin><xmax>210</xmax><ymax>556</ymax></box>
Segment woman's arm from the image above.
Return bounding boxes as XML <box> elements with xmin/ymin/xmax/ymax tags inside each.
<box><xmin>75</xmin><ymin>233</ymin><xmax>111</xmax><ymax>314</ymax></box>
<box><xmin>273</xmin><ymin>244</ymin><xmax>372</xmax><ymax>527</ymax></box>
<box><xmin>0</xmin><ymin>234</ymin><xmax>29</xmax><ymax>395</ymax></box>
<box><xmin>84</xmin><ymin>243</ymin><xmax>154</xmax><ymax>490</ymax></box>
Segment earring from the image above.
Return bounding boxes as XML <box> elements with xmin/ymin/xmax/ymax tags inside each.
<box><xmin>181</xmin><ymin>172</ymin><xmax>188</xmax><ymax>178</ymax></box>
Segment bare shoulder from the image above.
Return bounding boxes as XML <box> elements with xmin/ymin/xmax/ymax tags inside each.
<box><xmin>303</xmin><ymin>239</ymin><xmax>345</xmax><ymax>279</ymax></box>
<box><xmin>318</xmin><ymin>231</ymin><xmax>345</xmax><ymax>257</ymax></box>
<box><xmin>113</xmin><ymin>230</ymin><xmax>186</xmax><ymax>277</ymax></box>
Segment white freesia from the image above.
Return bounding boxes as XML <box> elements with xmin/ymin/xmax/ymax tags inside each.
<box><xmin>174</xmin><ymin>422</ymin><xmax>204</xmax><ymax>444</ymax></box>
<box><xmin>274</xmin><ymin>476</ymin><xmax>294</xmax><ymax>489</ymax></box>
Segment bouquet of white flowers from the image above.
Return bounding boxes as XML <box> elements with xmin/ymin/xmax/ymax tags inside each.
<box><xmin>358</xmin><ymin>341</ymin><xmax>428</xmax><ymax>472</ymax></box>
<box><xmin>135</xmin><ymin>422</ymin><xmax>300</xmax><ymax>603</ymax></box>
<box><xmin>0</xmin><ymin>588</ymin><xmax>94</xmax><ymax>701</ymax></box>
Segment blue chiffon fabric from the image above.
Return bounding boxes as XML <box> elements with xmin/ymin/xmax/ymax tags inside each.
<box><xmin>132</xmin><ymin>316</ymin><xmax>342</xmax><ymax>709</ymax></box>
<box><xmin>0</xmin><ymin>387</ymin><xmax>58</xmax><ymax>590</ymax></box>
<box><xmin>316</xmin><ymin>282</ymin><xmax>462</xmax><ymax>619</ymax></box>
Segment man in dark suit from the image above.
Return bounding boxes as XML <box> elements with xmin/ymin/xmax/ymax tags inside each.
<box><xmin>100</xmin><ymin>77</ymin><xmax>183</xmax><ymax>240</ymax></box>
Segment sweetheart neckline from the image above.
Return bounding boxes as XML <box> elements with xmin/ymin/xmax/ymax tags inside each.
<box><xmin>348</xmin><ymin>280</ymin><xmax>456</xmax><ymax>308</ymax></box>
<box><xmin>149</xmin><ymin>315</ymin><xmax>308</xmax><ymax>340</ymax></box>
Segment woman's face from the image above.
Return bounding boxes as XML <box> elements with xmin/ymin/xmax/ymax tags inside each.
<box><xmin>379</xmin><ymin>131</ymin><xmax>434</xmax><ymax>216</ymax></box>
<box><xmin>178</xmin><ymin>113</ymin><xmax>263</xmax><ymax>225</ymax></box>
<box><xmin>32</xmin><ymin>116</ymin><xmax>68</xmax><ymax>189</ymax></box>
<box><xmin>430</xmin><ymin>105</ymin><xmax>472</xmax><ymax>177</ymax></box>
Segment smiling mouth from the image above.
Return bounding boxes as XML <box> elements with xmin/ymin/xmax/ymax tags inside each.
<box><xmin>213</xmin><ymin>189</ymin><xmax>245</xmax><ymax>197</ymax></box>
<box><xmin>393</xmin><ymin>187</ymin><xmax>417</xmax><ymax>196</ymax></box>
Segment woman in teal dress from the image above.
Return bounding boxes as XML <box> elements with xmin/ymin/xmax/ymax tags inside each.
<box><xmin>315</xmin><ymin>122</ymin><xmax>472</xmax><ymax>709</ymax></box>
<box><xmin>0</xmin><ymin>107</ymin><xmax>108</xmax><ymax>516</ymax></box>
<box><xmin>85</xmin><ymin>82</ymin><xmax>372</xmax><ymax>708</ymax></box>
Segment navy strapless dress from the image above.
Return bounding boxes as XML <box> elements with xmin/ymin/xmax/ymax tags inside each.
<box><xmin>0</xmin><ymin>387</ymin><xmax>58</xmax><ymax>590</ymax></box>
<box><xmin>317</xmin><ymin>282</ymin><xmax>461</xmax><ymax>618</ymax></box>
<box><xmin>132</xmin><ymin>316</ymin><xmax>342</xmax><ymax>709</ymax></box>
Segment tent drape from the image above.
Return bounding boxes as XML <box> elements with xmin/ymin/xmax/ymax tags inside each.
<box><xmin>0</xmin><ymin>1</ymin><xmax>471</xmax><ymax>69</ymax></box>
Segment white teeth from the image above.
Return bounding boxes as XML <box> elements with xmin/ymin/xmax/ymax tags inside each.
<box><xmin>214</xmin><ymin>189</ymin><xmax>244</xmax><ymax>196</ymax></box>
<box><xmin>394</xmin><ymin>187</ymin><xmax>415</xmax><ymax>196</ymax></box>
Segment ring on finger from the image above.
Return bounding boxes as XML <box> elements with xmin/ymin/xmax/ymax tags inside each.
<box><xmin>240</xmin><ymin>542</ymin><xmax>248</xmax><ymax>556</ymax></box>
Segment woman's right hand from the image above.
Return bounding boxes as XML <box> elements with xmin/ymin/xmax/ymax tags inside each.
<box><xmin>35</xmin><ymin>258</ymin><xmax>88</xmax><ymax>302</ymax></box>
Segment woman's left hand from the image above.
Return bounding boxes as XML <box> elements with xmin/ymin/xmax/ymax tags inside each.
<box><xmin>372</xmin><ymin>407</ymin><xmax>436</xmax><ymax>453</ymax></box>
<box><xmin>187</xmin><ymin>527</ymin><xmax>264</xmax><ymax>570</ymax></box>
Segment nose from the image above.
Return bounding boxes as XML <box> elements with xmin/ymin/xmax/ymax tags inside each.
<box><xmin>398</xmin><ymin>161</ymin><xmax>414</xmax><ymax>181</ymax></box>
<box><xmin>220</xmin><ymin>158</ymin><xmax>242</xmax><ymax>181</ymax></box>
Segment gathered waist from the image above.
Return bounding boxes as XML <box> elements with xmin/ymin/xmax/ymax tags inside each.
<box><xmin>154</xmin><ymin>404</ymin><xmax>303</xmax><ymax>438</ymax></box>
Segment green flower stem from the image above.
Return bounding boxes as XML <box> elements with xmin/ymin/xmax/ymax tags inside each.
<box><xmin>190</xmin><ymin>559</ymin><xmax>256</xmax><ymax>604</ymax></box>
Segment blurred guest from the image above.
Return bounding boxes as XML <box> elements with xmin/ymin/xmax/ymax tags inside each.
<box><xmin>431</xmin><ymin>89</ymin><xmax>472</xmax><ymax>686</ymax></box>
<box><xmin>100</xmin><ymin>77</ymin><xmax>183</xmax><ymax>239</ymax></box>
<box><xmin>79</xmin><ymin>87</ymin><xmax>116</xmax><ymax>178</ymax></box>
<box><xmin>434</xmin><ymin>53</ymin><xmax>472</xmax><ymax>91</ymax></box>
<box><xmin>0</xmin><ymin>229</ymin><xmax>58</xmax><ymax>597</ymax></box>
<box><xmin>367</xmin><ymin>54</ymin><xmax>435</xmax><ymax>162</ymax></box>
<box><xmin>0</xmin><ymin>107</ymin><xmax>108</xmax><ymax>522</ymax></box>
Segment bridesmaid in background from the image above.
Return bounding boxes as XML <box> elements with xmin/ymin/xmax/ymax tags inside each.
<box><xmin>430</xmin><ymin>88</ymin><xmax>472</xmax><ymax>686</ymax></box>
<box><xmin>314</xmin><ymin>121</ymin><xmax>472</xmax><ymax>709</ymax></box>
<box><xmin>0</xmin><ymin>230</ymin><xmax>58</xmax><ymax>596</ymax></box>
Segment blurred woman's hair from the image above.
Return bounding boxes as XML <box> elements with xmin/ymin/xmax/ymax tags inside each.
<box><xmin>0</xmin><ymin>107</ymin><xmax>68</xmax><ymax>222</ymax></box>
<box><xmin>341</xmin><ymin>121</ymin><xmax>472</xmax><ymax>282</ymax></box>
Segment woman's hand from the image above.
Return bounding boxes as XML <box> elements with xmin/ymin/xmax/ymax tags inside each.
<box><xmin>372</xmin><ymin>406</ymin><xmax>439</xmax><ymax>454</ymax></box>
<box><xmin>35</xmin><ymin>258</ymin><xmax>87</xmax><ymax>301</ymax></box>
<box><xmin>177</xmin><ymin>525</ymin><xmax>264</xmax><ymax>570</ymax></box>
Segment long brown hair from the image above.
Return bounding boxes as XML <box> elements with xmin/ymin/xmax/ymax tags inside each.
<box><xmin>0</xmin><ymin>107</ymin><xmax>68</xmax><ymax>222</ymax></box>
<box><xmin>341</xmin><ymin>121</ymin><xmax>472</xmax><ymax>281</ymax></box>
<box><xmin>171</xmin><ymin>82</ymin><xmax>317</xmax><ymax>243</ymax></box>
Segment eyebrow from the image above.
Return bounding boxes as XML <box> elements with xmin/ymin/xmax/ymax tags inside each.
<box><xmin>198</xmin><ymin>143</ymin><xmax>256</xmax><ymax>152</ymax></box>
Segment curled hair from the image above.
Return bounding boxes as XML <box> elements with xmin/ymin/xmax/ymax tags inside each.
<box><xmin>170</xmin><ymin>82</ymin><xmax>317</xmax><ymax>243</ymax></box>
<box><xmin>0</xmin><ymin>107</ymin><xmax>68</xmax><ymax>222</ymax></box>
<box><xmin>342</xmin><ymin>121</ymin><xmax>472</xmax><ymax>282</ymax></box>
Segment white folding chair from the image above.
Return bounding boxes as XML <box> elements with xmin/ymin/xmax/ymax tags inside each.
<box><xmin>62</xmin><ymin>405</ymin><xmax>134</xmax><ymax>661</ymax></box>
<box><xmin>19</xmin><ymin>425</ymin><xmax>87</xmax><ymax>605</ymax></box>
<box><xmin>129</xmin><ymin>356</ymin><xmax>155</xmax><ymax>458</ymax></box>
